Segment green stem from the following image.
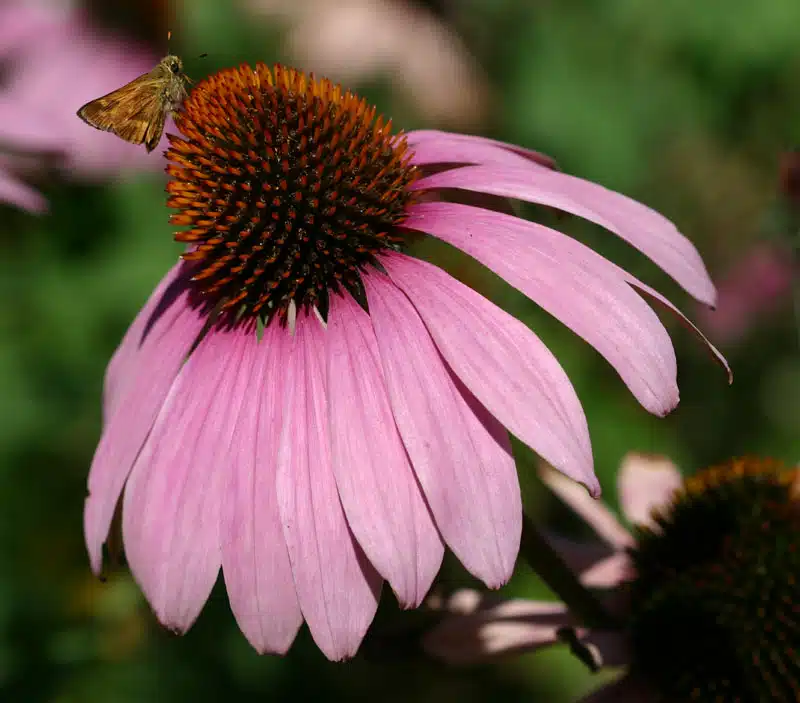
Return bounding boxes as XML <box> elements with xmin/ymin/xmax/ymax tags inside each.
<box><xmin>520</xmin><ymin>514</ymin><xmax>619</xmax><ymax>630</ymax></box>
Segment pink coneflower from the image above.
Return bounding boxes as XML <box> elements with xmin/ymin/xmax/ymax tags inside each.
<box><xmin>425</xmin><ymin>455</ymin><xmax>799</xmax><ymax>702</ymax></box>
<box><xmin>0</xmin><ymin>1</ymin><xmax>164</xmax><ymax>212</ymax></box>
<box><xmin>85</xmin><ymin>63</ymin><xmax>728</xmax><ymax>660</ymax></box>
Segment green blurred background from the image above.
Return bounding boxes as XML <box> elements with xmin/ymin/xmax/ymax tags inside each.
<box><xmin>1</xmin><ymin>0</ymin><xmax>798</xmax><ymax>700</ymax></box>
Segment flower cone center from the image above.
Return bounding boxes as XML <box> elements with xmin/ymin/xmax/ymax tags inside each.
<box><xmin>627</xmin><ymin>458</ymin><xmax>800</xmax><ymax>702</ymax></box>
<box><xmin>166</xmin><ymin>63</ymin><xmax>418</xmax><ymax>323</ymax></box>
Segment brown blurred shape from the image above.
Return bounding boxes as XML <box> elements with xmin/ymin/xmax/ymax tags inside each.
<box><xmin>85</xmin><ymin>0</ymin><xmax>176</xmax><ymax>45</ymax></box>
<box><xmin>779</xmin><ymin>149</ymin><xmax>800</xmax><ymax>210</ymax></box>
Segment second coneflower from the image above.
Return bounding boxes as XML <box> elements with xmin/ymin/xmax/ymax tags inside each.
<box><xmin>426</xmin><ymin>456</ymin><xmax>799</xmax><ymax>702</ymax></box>
<box><xmin>85</xmin><ymin>63</ymin><xmax>729</xmax><ymax>660</ymax></box>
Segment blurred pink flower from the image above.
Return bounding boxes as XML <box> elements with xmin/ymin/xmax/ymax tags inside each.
<box><xmin>239</xmin><ymin>0</ymin><xmax>490</xmax><ymax>129</ymax></box>
<box><xmin>698</xmin><ymin>244</ymin><xmax>794</xmax><ymax>344</ymax></box>
<box><xmin>85</xmin><ymin>64</ymin><xmax>727</xmax><ymax>661</ymax></box>
<box><xmin>426</xmin><ymin>455</ymin><xmax>799</xmax><ymax>702</ymax></box>
<box><xmin>0</xmin><ymin>0</ymin><xmax>168</xmax><ymax>212</ymax></box>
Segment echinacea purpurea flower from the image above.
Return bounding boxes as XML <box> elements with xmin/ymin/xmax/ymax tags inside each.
<box><xmin>426</xmin><ymin>456</ymin><xmax>799</xmax><ymax>702</ymax></box>
<box><xmin>86</xmin><ymin>63</ymin><xmax>729</xmax><ymax>660</ymax></box>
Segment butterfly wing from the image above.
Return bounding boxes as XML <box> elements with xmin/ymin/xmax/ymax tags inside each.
<box><xmin>141</xmin><ymin>106</ymin><xmax>168</xmax><ymax>153</ymax></box>
<box><xmin>77</xmin><ymin>73</ymin><xmax>166</xmax><ymax>151</ymax></box>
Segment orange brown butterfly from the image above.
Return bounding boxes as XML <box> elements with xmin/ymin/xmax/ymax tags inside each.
<box><xmin>77</xmin><ymin>54</ymin><xmax>189</xmax><ymax>152</ymax></box>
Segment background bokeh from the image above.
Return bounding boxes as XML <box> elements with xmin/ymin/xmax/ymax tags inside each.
<box><xmin>1</xmin><ymin>0</ymin><xmax>798</xmax><ymax>700</ymax></box>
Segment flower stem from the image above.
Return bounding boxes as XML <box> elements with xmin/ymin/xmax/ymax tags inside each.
<box><xmin>520</xmin><ymin>514</ymin><xmax>619</xmax><ymax>630</ymax></box>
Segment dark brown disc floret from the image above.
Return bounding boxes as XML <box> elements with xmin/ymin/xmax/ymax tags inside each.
<box><xmin>628</xmin><ymin>457</ymin><xmax>800</xmax><ymax>702</ymax></box>
<box><xmin>165</xmin><ymin>63</ymin><xmax>419</xmax><ymax>323</ymax></box>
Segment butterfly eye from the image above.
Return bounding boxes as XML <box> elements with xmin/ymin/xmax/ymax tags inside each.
<box><xmin>170</xmin><ymin>61</ymin><xmax>180</xmax><ymax>74</ymax></box>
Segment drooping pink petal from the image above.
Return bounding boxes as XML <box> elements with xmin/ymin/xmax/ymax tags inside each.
<box><xmin>382</xmin><ymin>254</ymin><xmax>597</xmax><ymax>495</ymax></box>
<box><xmin>580</xmin><ymin>553</ymin><xmax>633</xmax><ymax>590</ymax></box>
<box><xmin>122</xmin><ymin>325</ymin><xmax>252</xmax><ymax>632</ymax></box>
<box><xmin>540</xmin><ymin>533</ymin><xmax>632</xmax><ymax>590</ymax></box>
<box><xmin>540</xmin><ymin>467</ymin><xmax>633</xmax><ymax>550</ymax></box>
<box><xmin>568</xmin><ymin>247</ymin><xmax>730</xmax><ymax>383</ymax></box>
<box><xmin>412</xmin><ymin>164</ymin><xmax>717</xmax><ymax>306</ymax></box>
<box><xmin>424</xmin><ymin>597</ymin><xmax>572</xmax><ymax>664</ymax></box>
<box><xmin>632</xmin><ymin>282</ymin><xmax>732</xmax><ymax>383</ymax></box>
<box><xmin>404</xmin><ymin>201</ymin><xmax>679</xmax><ymax>416</ymax></box>
<box><xmin>425</xmin><ymin>590</ymin><xmax>631</xmax><ymax>669</ymax></box>
<box><xmin>276</xmin><ymin>312</ymin><xmax>382</xmax><ymax>661</ymax></box>
<box><xmin>327</xmin><ymin>293</ymin><xmax>444</xmax><ymax>608</ymax></box>
<box><xmin>543</xmin><ymin>534</ymin><xmax>615</xmax><ymax>582</ymax></box>
<box><xmin>0</xmin><ymin>168</ymin><xmax>47</xmax><ymax>213</ymax></box>
<box><xmin>406</xmin><ymin>129</ymin><xmax>557</xmax><ymax>170</ymax></box>
<box><xmin>617</xmin><ymin>453</ymin><xmax>683</xmax><ymax>529</ymax></box>
<box><xmin>364</xmin><ymin>271</ymin><xmax>521</xmax><ymax>587</ymax></box>
<box><xmin>422</xmin><ymin>198</ymin><xmax>728</xmax><ymax>384</ymax></box>
<box><xmin>84</xmin><ymin>278</ymin><xmax>206</xmax><ymax>574</ymax></box>
<box><xmin>221</xmin><ymin>321</ymin><xmax>302</xmax><ymax>654</ymax></box>
<box><xmin>428</xmin><ymin>588</ymin><xmax>484</xmax><ymax>615</ymax></box>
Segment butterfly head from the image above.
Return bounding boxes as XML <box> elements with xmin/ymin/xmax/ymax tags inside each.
<box><xmin>163</xmin><ymin>55</ymin><xmax>183</xmax><ymax>74</ymax></box>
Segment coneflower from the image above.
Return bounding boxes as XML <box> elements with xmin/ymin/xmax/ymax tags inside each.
<box><xmin>85</xmin><ymin>63</ymin><xmax>728</xmax><ymax>660</ymax></box>
<box><xmin>426</xmin><ymin>456</ymin><xmax>799</xmax><ymax>702</ymax></box>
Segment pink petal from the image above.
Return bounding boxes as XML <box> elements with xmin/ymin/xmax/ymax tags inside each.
<box><xmin>540</xmin><ymin>467</ymin><xmax>633</xmax><ymax>550</ymax></box>
<box><xmin>540</xmin><ymin>535</ymin><xmax>631</xmax><ymax>596</ymax></box>
<box><xmin>364</xmin><ymin>271</ymin><xmax>521</xmax><ymax>587</ymax></box>
<box><xmin>327</xmin><ymin>293</ymin><xmax>444</xmax><ymax>608</ymax></box>
<box><xmin>122</xmin><ymin>326</ymin><xmax>252</xmax><ymax>632</ymax></box>
<box><xmin>542</xmin><ymin>534</ymin><xmax>615</xmax><ymax>582</ymax></box>
<box><xmin>412</xmin><ymin>164</ymin><xmax>717</xmax><ymax>306</ymax></box>
<box><xmin>382</xmin><ymin>254</ymin><xmax>597</xmax><ymax>495</ymax></box>
<box><xmin>424</xmin><ymin>598</ymin><xmax>571</xmax><ymax>664</ymax></box>
<box><xmin>411</xmin><ymin>196</ymin><xmax>727</xmax><ymax>384</ymax></box>
<box><xmin>404</xmin><ymin>201</ymin><xmax>679</xmax><ymax>416</ymax></box>
<box><xmin>632</xmin><ymin>282</ymin><xmax>732</xmax><ymax>384</ymax></box>
<box><xmin>427</xmin><ymin>588</ymin><xmax>485</xmax><ymax>615</ymax></box>
<box><xmin>84</xmin><ymin>279</ymin><xmax>205</xmax><ymax>574</ymax></box>
<box><xmin>580</xmin><ymin>553</ymin><xmax>633</xmax><ymax>589</ymax></box>
<box><xmin>407</xmin><ymin>129</ymin><xmax>557</xmax><ymax>170</ymax></box>
<box><xmin>617</xmin><ymin>453</ymin><xmax>683</xmax><ymax>529</ymax></box>
<box><xmin>221</xmin><ymin>322</ymin><xmax>302</xmax><ymax>654</ymax></box>
<box><xmin>276</xmin><ymin>312</ymin><xmax>382</xmax><ymax>661</ymax></box>
<box><xmin>0</xmin><ymin>168</ymin><xmax>47</xmax><ymax>213</ymax></box>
